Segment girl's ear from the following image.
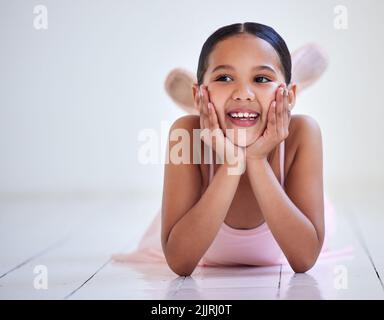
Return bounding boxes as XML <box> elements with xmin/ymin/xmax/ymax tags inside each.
<box><xmin>287</xmin><ymin>83</ymin><xmax>297</xmax><ymax>111</ymax></box>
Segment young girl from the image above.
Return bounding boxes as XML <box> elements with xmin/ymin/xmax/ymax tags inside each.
<box><xmin>114</xmin><ymin>22</ymin><xmax>337</xmax><ymax>276</ymax></box>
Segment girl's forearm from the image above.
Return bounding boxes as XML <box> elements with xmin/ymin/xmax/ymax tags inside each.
<box><xmin>246</xmin><ymin>158</ymin><xmax>322</xmax><ymax>272</ymax></box>
<box><xmin>165</xmin><ymin>163</ymin><xmax>242</xmax><ymax>276</ymax></box>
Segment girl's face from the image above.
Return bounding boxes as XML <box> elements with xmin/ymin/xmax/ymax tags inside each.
<box><xmin>194</xmin><ymin>34</ymin><xmax>294</xmax><ymax>146</ymax></box>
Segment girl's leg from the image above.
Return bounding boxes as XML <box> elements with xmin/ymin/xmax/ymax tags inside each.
<box><xmin>165</xmin><ymin>43</ymin><xmax>329</xmax><ymax>114</ymax></box>
<box><xmin>164</xmin><ymin>68</ymin><xmax>198</xmax><ymax>115</ymax></box>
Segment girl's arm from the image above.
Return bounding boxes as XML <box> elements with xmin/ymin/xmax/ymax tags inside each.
<box><xmin>246</xmin><ymin>115</ymin><xmax>325</xmax><ymax>273</ymax></box>
<box><xmin>161</xmin><ymin>116</ymin><xmax>242</xmax><ymax>276</ymax></box>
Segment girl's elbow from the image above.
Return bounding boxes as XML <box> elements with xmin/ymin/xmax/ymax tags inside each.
<box><xmin>168</xmin><ymin>262</ymin><xmax>195</xmax><ymax>277</ymax></box>
<box><xmin>289</xmin><ymin>255</ymin><xmax>318</xmax><ymax>273</ymax></box>
<box><xmin>290</xmin><ymin>239</ymin><xmax>323</xmax><ymax>273</ymax></box>
<box><xmin>291</xmin><ymin>262</ymin><xmax>313</xmax><ymax>273</ymax></box>
<box><xmin>165</xmin><ymin>254</ymin><xmax>196</xmax><ymax>277</ymax></box>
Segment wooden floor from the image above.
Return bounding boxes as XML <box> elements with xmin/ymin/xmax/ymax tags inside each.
<box><xmin>0</xmin><ymin>191</ymin><xmax>383</xmax><ymax>300</ymax></box>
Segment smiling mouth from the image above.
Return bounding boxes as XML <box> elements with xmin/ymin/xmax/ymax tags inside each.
<box><xmin>226</xmin><ymin>112</ymin><xmax>259</xmax><ymax>127</ymax></box>
<box><xmin>227</xmin><ymin>111</ymin><xmax>260</xmax><ymax>120</ymax></box>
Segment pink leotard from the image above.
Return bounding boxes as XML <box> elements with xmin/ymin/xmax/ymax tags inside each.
<box><xmin>200</xmin><ymin>141</ymin><xmax>289</xmax><ymax>266</ymax></box>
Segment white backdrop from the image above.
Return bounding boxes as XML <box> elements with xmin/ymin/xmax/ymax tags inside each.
<box><xmin>1</xmin><ymin>0</ymin><xmax>383</xmax><ymax>201</ymax></box>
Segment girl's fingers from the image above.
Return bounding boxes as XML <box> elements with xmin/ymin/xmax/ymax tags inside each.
<box><xmin>268</xmin><ymin>100</ymin><xmax>277</xmax><ymax>134</ymax></box>
<box><xmin>202</xmin><ymin>86</ymin><xmax>211</xmax><ymax>129</ymax></box>
<box><xmin>199</xmin><ymin>88</ymin><xmax>205</xmax><ymax>130</ymax></box>
<box><xmin>283</xmin><ymin>89</ymin><xmax>290</xmax><ymax>135</ymax></box>
<box><xmin>200</xmin><ymin>85</ymin><xmax>225</xmax><ymax>136</ymax></box>
<box><xmin>202</xmin><ymin>86</ymin><xmax>211</xmax><ymax>128</ymax></box>
<box><xmin>202</xmin><ymin>85</ymin><xmax>217</xmax><ymax>130</ymax></box>
<box><xmin>275</xmin><ymin>85</ymin><xmax>284</xmax><ymax>138</ymax></box>
<box><xmin>202</xmin><ymin>86</ymin><xmax>209</xmax><ymax>114</ymax></box>
<box><xmin>270</xmin><ymin>84</ymin><xmax>281</xmax><ymax>129</ymax></box>
<box><xmin>208</xmin><ymin>102</ymin><xmax>220</xmax><ymax>130</ymax></box>
<box><xmin>200</xmin><ymin>85</ymin><xmax>207</xmax><ymax>116</ymax></box>
<box><xmin>199</xmin><ymin>85</ymin><xmax>209</xmax><ymax>130</ymax></box>
<box><xmin>279</xmin><ymin>87</ymin><xmax>286</xmax><ymax>136</ymax></box>
<box><xmin>288</xmin><ymin>90</ymin><xmax>293</xmax><ymax>111</ymax></box>
<box><xmin>275</xmin><ymin>83</ymin><xmax>291</xmax><ymax>140</ymax></box>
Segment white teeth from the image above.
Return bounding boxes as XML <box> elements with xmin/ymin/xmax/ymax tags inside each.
<box><xmin>229</xmin><ymin>112</ymin><xmax>259</xmax><ymax>118</ymax></box>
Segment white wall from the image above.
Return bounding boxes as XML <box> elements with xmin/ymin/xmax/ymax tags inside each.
<box><xmin>1</xmin><ymin>0</ymin><xmax>383</xmax><ymax>200</ymax></box>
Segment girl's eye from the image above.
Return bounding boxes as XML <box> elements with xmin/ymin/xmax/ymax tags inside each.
<box><xmin>215</xmin><ymin>75</ymin><xmax>232</xmax><ymax>82</ymax></box>
<box><xmin>215</xmin><ymin>75</ymin><xmax>271</xmax><ymax>83</ymax></box>
<box><xmin>254</xmin><ymin>76</ymin><xmax>270</xmax><ymax>83</ymax></box>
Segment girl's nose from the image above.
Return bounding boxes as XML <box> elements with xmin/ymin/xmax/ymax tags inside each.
<box><xmin>232</xmin><ymin>84</ymin><xmax>255</xmax><ymax>101</ymax></box>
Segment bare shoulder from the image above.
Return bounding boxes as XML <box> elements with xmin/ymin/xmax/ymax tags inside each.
<box><xmin>293</xmin><ymin>114</ymin><xmax>321</xmax><ymax>133</ymax></box>
<box><xmin>170</xmin><ymin>115</ymin><xmax>200</xmax><ymax>132</ymax></box>
<box><xmin>287</xmin><ymin>114</ymin><xmax>322</xmax><ymax>150</ymax></box>
<box><xmin>169</xmin><ymin>115</ymin><xmax>206</xmax><ymax>165</ymax></box>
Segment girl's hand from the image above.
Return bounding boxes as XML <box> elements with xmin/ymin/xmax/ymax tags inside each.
<box><xmin>199</xmin><ymin>85</ymin><xmax>245</xmax><ymax>174</ymax></box>
<box><xmin>246</xmin><ymin>84</ymin><xmax>292</xmax><ymax>161</ymax></box>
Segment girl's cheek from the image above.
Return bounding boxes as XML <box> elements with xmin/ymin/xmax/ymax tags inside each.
<box><xmin>254</xmin><ymin>84</ymin><xmax>278</xmax><ymax>111</ymax></box>
<box><xmin>248</xmin><ymin>86</ymin><xmax>274</xmax><ymax>123</ymax></box>
<box><xmin>257</xmin><ymin>82</ymin><xmax>279</xmax><ymax>96</ymax></box>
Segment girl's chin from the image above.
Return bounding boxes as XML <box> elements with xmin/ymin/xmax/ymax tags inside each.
<box><xmin>227</xmin><ymin>135</ymin><xmax>259</xmax><ymax>148</ymax></box>
<box><xmin>222</xmin><ymin>123</ymin><xmax>261</xmax><ymax>147</ymax></box>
